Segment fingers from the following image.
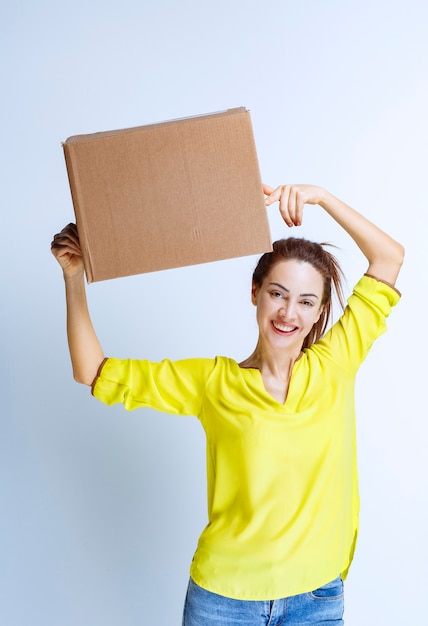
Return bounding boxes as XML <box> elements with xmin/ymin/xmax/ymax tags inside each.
<box><xmin>278</xmin><ymin>185</ymin><xmax>293</xmax><ymax>227</ymax></box>
<box><xmin>264</xmin><ymin>184</ymin><xmax>282</xmax><ymax>206</ymax></box>
<box><xmin>51</xmin><ymin>239</ymin><xmax>82</xmax><ymax>259</ymax></box>
<box><xmin>266</xmin><ymin>185</ymin><xmax>298</xmax><ymax>227</ymax></box>
<box><xmin>51</xmin><ymin>223</ymin><xmax>81</xmax><ymax>255</ymax></box>
<box><xmin>51</xmin><ymin>224</ymin><xmax>84</xmax><ymax>278</ymax></box>
<box><xmin>51</xmin><ymin>223</ymin><xmax>85</xmax><ymax>277</ymax></box>
<box><xmin>51</xmin><ymin>240</ymin><xmax>82</xmax><ymax>259</ymax></box>
<box><xmin>293</xmin><ymin>188</ymin><xmax>304</xmax><ymax>226</ymax></box>
<box><xmin>263</xmin><ymin>183</ymin><xmax>276</xmax><ymax>197</ymax></box>
<box><xmin>265</xmin><ymin>185</ymin><xmax>306</xmax><ymax>228</ymax></box>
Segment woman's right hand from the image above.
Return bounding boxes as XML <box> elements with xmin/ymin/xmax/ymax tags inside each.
<box><xmin>51</xmin><ymin>222</ymin><xmax>105</xmax><ymax>385</ymax></box>
<box><xmin>51</xmin><ymin>223</ymin><xmax>84</xmax><ymax>277</ymax></box>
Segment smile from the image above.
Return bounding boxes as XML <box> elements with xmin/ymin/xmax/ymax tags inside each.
<box><xmin>272</xmin><ymin>321</ymin><xmax>298</xmax><ymax>334</ymax></box>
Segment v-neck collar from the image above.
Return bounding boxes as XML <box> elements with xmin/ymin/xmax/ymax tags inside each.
<box><xmin>239</xmin><ymin>355</ymin><xmax>305</xmax><ymax>408</ymax></box>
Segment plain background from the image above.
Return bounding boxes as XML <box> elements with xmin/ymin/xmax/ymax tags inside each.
<box><xmin>1</xmin><ymin>1</ymin><xmax>427</xmax><ymax>624</ymax></box>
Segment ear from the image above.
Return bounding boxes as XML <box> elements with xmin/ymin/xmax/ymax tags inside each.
<box><xmin>251</xmin><ymin>282</ymin><xmax>258</xmax><ymax>306</ymax></box>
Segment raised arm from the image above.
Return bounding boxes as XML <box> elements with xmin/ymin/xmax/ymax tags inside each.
<box><xmin>51</xmin><ymin>223</ymin><xmax>105</xmax><ymax>385</ymax></box>
<box><xmin>264</xmin><ymin>184</ymin><xmax>405</xmax><ymax>286</ymax></box>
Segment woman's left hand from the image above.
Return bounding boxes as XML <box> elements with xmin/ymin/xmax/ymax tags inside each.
<box><xmin>263</xmin><ymin>184</ymin><xmax>325</xmax><ymax>228</ymax></box>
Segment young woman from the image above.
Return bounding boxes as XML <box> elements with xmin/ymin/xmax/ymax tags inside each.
<box><xmin>51</xmin><ymin>184</ymin><xmax>404</xmax><ymax>625</ymax></box>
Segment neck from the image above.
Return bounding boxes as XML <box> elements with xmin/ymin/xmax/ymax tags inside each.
<box><xmin>240</xmin><ymin>339</ymin><xmax>303</xmax><ymax>378</ymax></box>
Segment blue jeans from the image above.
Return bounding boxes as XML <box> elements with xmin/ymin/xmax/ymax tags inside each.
<box><xmin>182</xmin><ymin>576</ymin><xmax>344</xmax><ymax>625</ymax></box>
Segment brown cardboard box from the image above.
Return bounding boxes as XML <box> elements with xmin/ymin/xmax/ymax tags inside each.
<box><xmin>63</xmin><ymin>107</ymin><xmax>272</xmax><ymax>283</ymax></box>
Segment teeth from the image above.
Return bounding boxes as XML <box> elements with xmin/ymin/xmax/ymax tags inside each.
<box><xmin>273</xmin><ymin>321</ymin><xmax>296</xmax><ymax>332</ymax></box>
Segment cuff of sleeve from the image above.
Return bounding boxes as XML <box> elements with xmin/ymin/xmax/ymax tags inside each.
<box><xmin>91</xmin><ymin>357</ymin><xmax>109</xmax><ymax>396</ymax></box>
<box><xmin>364</xmin><ymin>273</ymin><xmax>402</xmax><ymax>298</ymax></box>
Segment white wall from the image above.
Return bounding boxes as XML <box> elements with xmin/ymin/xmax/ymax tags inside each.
<box><xmin>1</xmin><ymin>1</ymin><xmax>427</xmax><ymax>624</ymax></box>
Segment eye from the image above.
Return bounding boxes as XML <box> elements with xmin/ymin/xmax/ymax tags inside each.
<box><xmin>270</xmin><ymin>290</ymin><xmax>283</xmax><ymax>299</ymax></box>
<box><xmin>302</xmin><ymin>300</ymin><xmax>314</xmax><ymax>307</ymax></box>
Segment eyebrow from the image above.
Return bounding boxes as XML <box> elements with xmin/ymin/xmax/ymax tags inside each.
<box><xmin>268</xmin><ymin>282</ymin><xmax>320</xmax><ymax>299</ymax></box>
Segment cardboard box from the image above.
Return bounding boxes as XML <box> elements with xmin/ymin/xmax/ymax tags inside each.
<box><xmin>62</xmin><ymin>107</ymin><xmax>272</xmax><ymax>283</ymax></box>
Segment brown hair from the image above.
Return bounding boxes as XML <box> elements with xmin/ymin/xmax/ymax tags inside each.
<box><xmin>253</xmin><ymin>238</ymin><xmax>346</xmax><ymax>349</ymax></box>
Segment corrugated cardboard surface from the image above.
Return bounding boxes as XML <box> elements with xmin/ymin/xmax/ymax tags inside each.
<box><xmin>63</xmin><ymin>107</ymin><xmax>272</xmax><ymax>282</ymax></box>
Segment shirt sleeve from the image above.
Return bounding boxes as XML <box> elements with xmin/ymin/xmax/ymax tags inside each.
<box><xmin>92</xmin><ymin>357</ymin><xmax>217</xmax><ymax>416</ymax></box>
<box><xmin>313</xmin><ymin>274</ymin><xmax>401</xmax><ymax>374</ymax></box>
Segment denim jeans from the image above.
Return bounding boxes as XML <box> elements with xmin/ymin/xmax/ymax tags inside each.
<box><xmin>182</xmin><ymin>576</ymin><xmax>344</xmax><ymax>625</ymax></box>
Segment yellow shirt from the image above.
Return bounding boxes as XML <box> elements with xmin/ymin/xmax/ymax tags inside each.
<box><xmin>92</xmin><ymin>275</ymin><xmax>400</xmax><ymax>600</ymax></box>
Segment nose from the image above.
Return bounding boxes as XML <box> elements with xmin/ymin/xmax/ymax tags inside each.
<box><xmin>279</xmin><ymin>300</ymin><xmax>296</xmax><ymax>321</ymax></box>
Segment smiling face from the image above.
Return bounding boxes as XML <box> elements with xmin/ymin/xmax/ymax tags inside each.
<box><xmin>252</xmin><ymin>259</ymin><xmax>325</xmax><ymax>353</ymax></box>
